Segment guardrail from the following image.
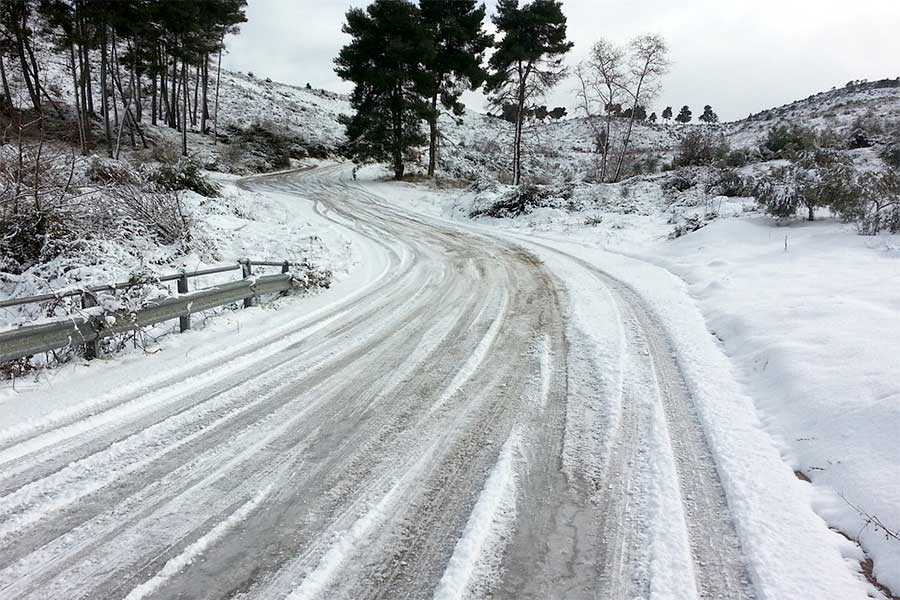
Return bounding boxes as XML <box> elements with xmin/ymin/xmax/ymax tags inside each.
<box><xmin>0</xmin><ymin>259</ymin><xmax>301</xmax><ymax>364</ymax></box>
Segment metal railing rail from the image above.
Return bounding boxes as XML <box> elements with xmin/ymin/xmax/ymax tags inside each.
<box><xmin>0</xmin><ymin>259</ymin><xmax>300</xmax><ymax>364</ymax></box>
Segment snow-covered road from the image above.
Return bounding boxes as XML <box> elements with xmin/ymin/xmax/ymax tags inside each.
<box><xmin>0</xmin><ymin>165</ymin><xmax>873</xmax><ymax>599</ymax></box>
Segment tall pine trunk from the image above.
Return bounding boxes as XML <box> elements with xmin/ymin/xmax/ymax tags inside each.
<box><xmin>391</xmin><ymin>85</ymin><xmax>404</xmax><ymax>180</ymax></box>
<box><xmin>169</xmin><ymin>51</ymin><xmax>178</xmax><ymax>128</ymax></box>
<box><xmin>181</xmin><ymin>62</ymin><xmax>188</xmax><ymax>156</ymax></box>
<box><xmin>427</xmin><ymin>91</ymin><xmax>438</xmax><ymax>178</ymax></box>
<box><xmin>15</xmin><ymin>23</ymin><xmax>40</xmax><ymax>112</ymax></box>
<box><xmin>512</xmin><ymin>76</ymin><xmax>526</xmax><ymax>186</ymax></box>
<box><xmin>200</xmin><ymin>54</ymin><xmax>209</xmax><ymax>134</ymax></box>
<box><xmin>68</xmin><ymin>43</ymin><xmax>86</xmax><ymax>154</ymax></box>
<box><xmin>0</xmin><ymin>53</ymin><xmax>11</xmax><ymax>112</ymax></box>
<box><xmin>100</xmin><ymin>27</ymin><xmax>112</xmax><ymax>156</ymax></box>
<box><xmin>151</xmin><ymin>48</ymin><xmax>158</xmax><ymax>126</ymax></box>
<box><xmin>213</xmin><ymin>43</ymin><xmax>222</xmax><ymax>144</ymax></box>
<box><xmin>191</xmin><ymin>64</ymin><xmax>199</xmax><ymax>126</ymax></box>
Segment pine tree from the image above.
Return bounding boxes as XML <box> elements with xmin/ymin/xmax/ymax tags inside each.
<box><xmin>485</xmin><ymin>0</ymin><xmax>573</xmax><ymax>185</ymax></box>
<box><xmin>648</xmin><ymin>111</ymin><xmax>658</xmax><ymax>123</ymax></box>
<box><xmin>699</xmin><ymin>104</ymin><xmax>719</xmax><ymax>123</ymax></box>
<box><xmin>335</xmin><ymin>0</ymin><xmax>431</xmax><ymax>180</ymax></box>
<box><xmin>419</xmin><ymin>0</ymin><xmax>492</xmax><ymax>178</ymax></box>
<box><xmin>661</xmin><ymin>106</ymin><xmax>673</xmax><ymax>122</ymax></box>
<box><xmin>675</xmin><ymin>105</ymin><xmax>692</xmax><ymax>123</ymax></box>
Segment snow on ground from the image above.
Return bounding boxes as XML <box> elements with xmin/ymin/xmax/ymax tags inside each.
<box><xmin>382</xmin><ymin>179</ymin><xmax>900</xmax><ymax>595</ymax></box>
<box><xmin>1</xmin><ymin>162</ymin><xmax>358</xmax><ymax>377</ymax></box>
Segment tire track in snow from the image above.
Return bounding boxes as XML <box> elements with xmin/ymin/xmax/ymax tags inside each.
<box><xmin>432</xmin><ymin>429</ymin><xmax>520</xmax><ymax>600</ymax></box>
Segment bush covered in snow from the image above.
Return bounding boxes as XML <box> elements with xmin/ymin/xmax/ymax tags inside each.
<box><xmin>220</xmin><ymin>121</ymin><xmax>331</xmax><ymax>174</ymax></box>
<box><xmin>834</xmin><ymin>170</ymin><xmax>900</xmax><ymax>235</ymax></box>
<box><xmin>759</xmin><ymin>124</ymin><xmax>820</xmax><ymax>160</ymax></box>
<box><xmin>756</xmin><ymin>150</ymin><xmax>858</xmax><ymax>221</ymax></box>
<box><xmin>673</xmin><ymin>131</ymin><xmax>731</xmax><ymax>167</ymax></box>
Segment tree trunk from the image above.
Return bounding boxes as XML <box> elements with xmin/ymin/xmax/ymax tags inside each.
<box><xmin>76</xmin><ymin>41</ymin><xmax>89</xmax><ymax>131</ymax></box>
<box><xmin>0</xmin><ymin>53</ymin><xmax>12</xmax><ymax>113</ymax></box>
<box><xmin>133</xmin><ymin>37</ymin><xmax>142</xmax><ymax>121</ymax></box>
<box><xmin>807</xmin><ymin>203</ymin><xmax>815</xmax><ymax>221</ymax></box>
<box><xmin>68</xmin><ymin>43</ymin><xmax>86</xmax><ymax>154</ymax></box>
<box><xmin>82</xmin><ymin>43</ymin><xmax>94</xmax><ymax>115</ymax></box>
<box><xmin>513</xmin><ymin>74</ymin><xmax>527</xmax><ymax>186</ymax></box>
<box><xmin>100</xmin><ymin>28</ymin><xmax>112</xmax><ymax>156</ymax></box>
<box><xmin>427</xmin><ymin>91</ymin><xmax>438</xmax><ymax>178</ymax></box>
<box><xmin>191</xmin><ymin>64</ymin><xmax>199</xmax><ymax>126</ymax></box>
<box><xmin>151</xmin><ymin>48</ymin><xmax>158</xmax><ymax>126</ymax></box>
<box><xmin>14</xmin><ymin>24</ymin><xmax>40</xmax><ymax>112</ymax></box>
<box><xmin>169</xmin><ymin>52</ymin><xmax>178</xmax><ymax>128</ymax></box>
<box><xmin>181</xmin><ymin>62</ymin><xmax>188</xmax><ymax>156</ymax></box>
<box><xmin>612</xmin><ymin>72</ymin><xmax>647</xmax><ymax>183</ymax></box>
<box><xmin>200</xmin><ymin>53</ymin><xmax>209</xmax><ymax>134</ymax></box>
<box><xmin>213</xmin><ymin>43</ymin><xmax>223</xmax><ymax>144</ymax></box>
<box><xmin>160</xmin><ymin>48</ymin><xmax>170</xmax><ymax>124</ymax></box>
<box><xmin>391</xmin><ymin>86</ymin><xmax>404</xmax><ymax>180</ymax></box>
<box><xmin>75</xmin><ymin>3</ymin><xmax>94</xmax><ymax>116</ymax></box>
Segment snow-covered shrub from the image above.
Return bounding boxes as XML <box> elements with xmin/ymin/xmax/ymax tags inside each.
<box><xmin>470</xmin><ymin>183</ymin><xmax>574</xmax><ymax>218</ymax></box>
<box><xmin>145</xmin><ymin>159</ymin><xmax>220</xmax><ymax>197</ymax></box>
<box><xmin>673</xmin><ymin>131</ymin><xmax>730</xmax><ymax>167</ymax></box>
<box><xmin>221</xmin><ymin>121</ymin><xmax>329</xmax><ymax>174</ymax></box>
<box><xmin>756</xmin><ymin>150</ymin><xmax>858</xmax><ymax>221</ymax></box>
<box><xmin>0</xmin><ymin>144</ymin><xmax>80</xmax><ymax>272</ymax></box>
<box><xmin>760</xmin><ymin>124</ymin><xmax>818</xmax><ymax>160</ymax></box>
<box><xmin>668</xmin><ymin>213</ymin><xmax>717</xmax><ymax>238</ymax></box>
<box><xmin>662</xmin><ymin>173</ymin><xmax>697</xmax><ymax>194</ymax></box>
<box><xmin>833</xmin><ymin>170</ymin><xmax>900</xmax><ymax>235</ymax></box>
<box><xmin>86</xmin><ymin>157</ymin><xmax>141</xmax><ymax>185</ymax></box>
<box><xmin>708</xmin><ymin>168</ymin><xmax>752</xmax><ymax>197</ymax></box>
<box><xmin>112</xmin><ymin>185</ymin><xmax>192</xmax><ymax>245</ymax></box>
<box><xmin>881</xmin><ymin>130</ymin><xmax>900</xmax><ymax>169</ymax></box>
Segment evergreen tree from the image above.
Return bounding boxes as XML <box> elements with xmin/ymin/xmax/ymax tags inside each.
<box><xmin>419</xmin><ymin>0</ymin><xmax>492</xmax><ymax>178</ymax></box>
<box><xmin>485</xmin><ymin>0</ymin><xmax>573</xmax><ymax>185</ymax></box>
<box><xmin>661</xmin><ymin>105</ymin><xmax>672</xmax><ymax>122</ymax></box>
<box><xmin>633</xmin><ymin>105</ymin><xmax>647</xmax><ymax>121</ymax></box>
<box><xmin>675</xmin><ymin>105</ymin><xmax>692</xmax><ymax>123</ymax></box>
<box><xmin>699</xmin><ymin>104</ymin><xmax>719</xmax><ymax>123</ymax></box>
<box><xmin>335</xmin><ymin>0</ymin><xmax>431</xmax><ymax>180</ymax></box>
<box><xmin>648</xmin><ymin>111</ymin><xmax>658</xmax><ymax>123</ymax></box>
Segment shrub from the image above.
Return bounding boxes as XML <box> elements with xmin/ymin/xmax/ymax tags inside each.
<box><xmin>881</xmin><ymin>134</ymin><xmax>900</xmax><ymax>170</ymax></box>
<box><xmin>149</xmin><ymin>141</ymin><xmax>181</xmax><ymax>164</ymax></box>
<box><xmin>113</xmin><ymin>185</ymin><xmax>192</xmax><ymax>245</ymax></box>
<box><xmin>708</xmin><ymin>169</ymin><xmax>751</xmax><ymax>197</ymax></box>
<box><xmin>222</xmin><ymin>122</ymin><xmax>326</xmax><ymax>173</ymax></box>
<box><xmin>663</xmin><ymin>174</ymin><xmax>696</xmax><ymax>193</ymax></box>
<box><xmin>86</xmin><ymin>157</ymin><xmax>141</xmax><ymax>185</ymax></box>
<box><xmin>724</xmin><ymin>148</ymin><xmax>752</xmax><ymax>168</ymax></box>
<box><xmin>760</xmin><ymin>124</ymin><xmax>818</xmax><ymax>159</ymax></box>
<box><xmin>0</xmin><ymin>206</ymin><xmax>68</xmax><ymax>272</ymax></box>
<box><xmin>673</xmin><ymin>131</ymin><xmax>730</xmax><ymax>167</ymax></box>
<box><xmin>833</xmin><ymin>171</ymin><xmax>900</xmax><ymax>235</ymax></box>
<box><xmin>756</xmin><ymin>150</ymin><xmax>858</xmax><ymax>221</ymax></box>
<box><xmin>145</xmin><ymin>158</ymin><xmax>220</xmax><ymax>197</ymax></box>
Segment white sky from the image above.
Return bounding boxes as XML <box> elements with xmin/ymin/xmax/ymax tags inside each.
<box><xmin>223</xmin><ymin>0</ymin><xmax>900</xmax><ymax>122</ymax></box>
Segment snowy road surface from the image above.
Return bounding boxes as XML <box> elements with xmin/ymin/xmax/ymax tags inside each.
<box><xmin>0</xmin><ymin>165</ymin><xmax>871</xmax><ymax>599</ymax></box>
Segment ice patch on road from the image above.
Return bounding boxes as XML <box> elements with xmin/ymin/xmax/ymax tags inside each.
<box><xmin>433</xmin><ymin>428</ymin><xmax>520</xmax><ymax>600</ymax></box>
<box><xmin>123</xmin><ymin>485</ymin><xmax>271</xmax><ymax>600</ymax></box>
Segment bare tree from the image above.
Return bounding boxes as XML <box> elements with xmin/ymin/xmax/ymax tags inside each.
<box><xmin>575</xmin><ymin>38</ymin><xmax>626</xmax><ymax>183</ymax></box>
<box><xmin>611</xmin><ymin>34</ymin><xmax>669</xmax><ymax>182</ymax></box>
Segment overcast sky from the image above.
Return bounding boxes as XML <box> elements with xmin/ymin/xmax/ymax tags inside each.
<box><xmin>223</xmin><ymin>0</ymin><xmax>900</xmax><ymax>122</ymax></box>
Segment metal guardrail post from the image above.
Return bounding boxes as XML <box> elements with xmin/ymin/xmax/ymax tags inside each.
<box><xmin>81</xmin><ymin>292</ymin><xmax>99</xmax><ymax>359</ymax></box>
<box><xmin>177</xmin><ymin>274</ymin><xmax>190</xmax><ymax>332</ymax></box>
<box><xmin>240</xmin><ymin>260</ymin><xmax>254</xmax><ymax>308</ymax></box>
